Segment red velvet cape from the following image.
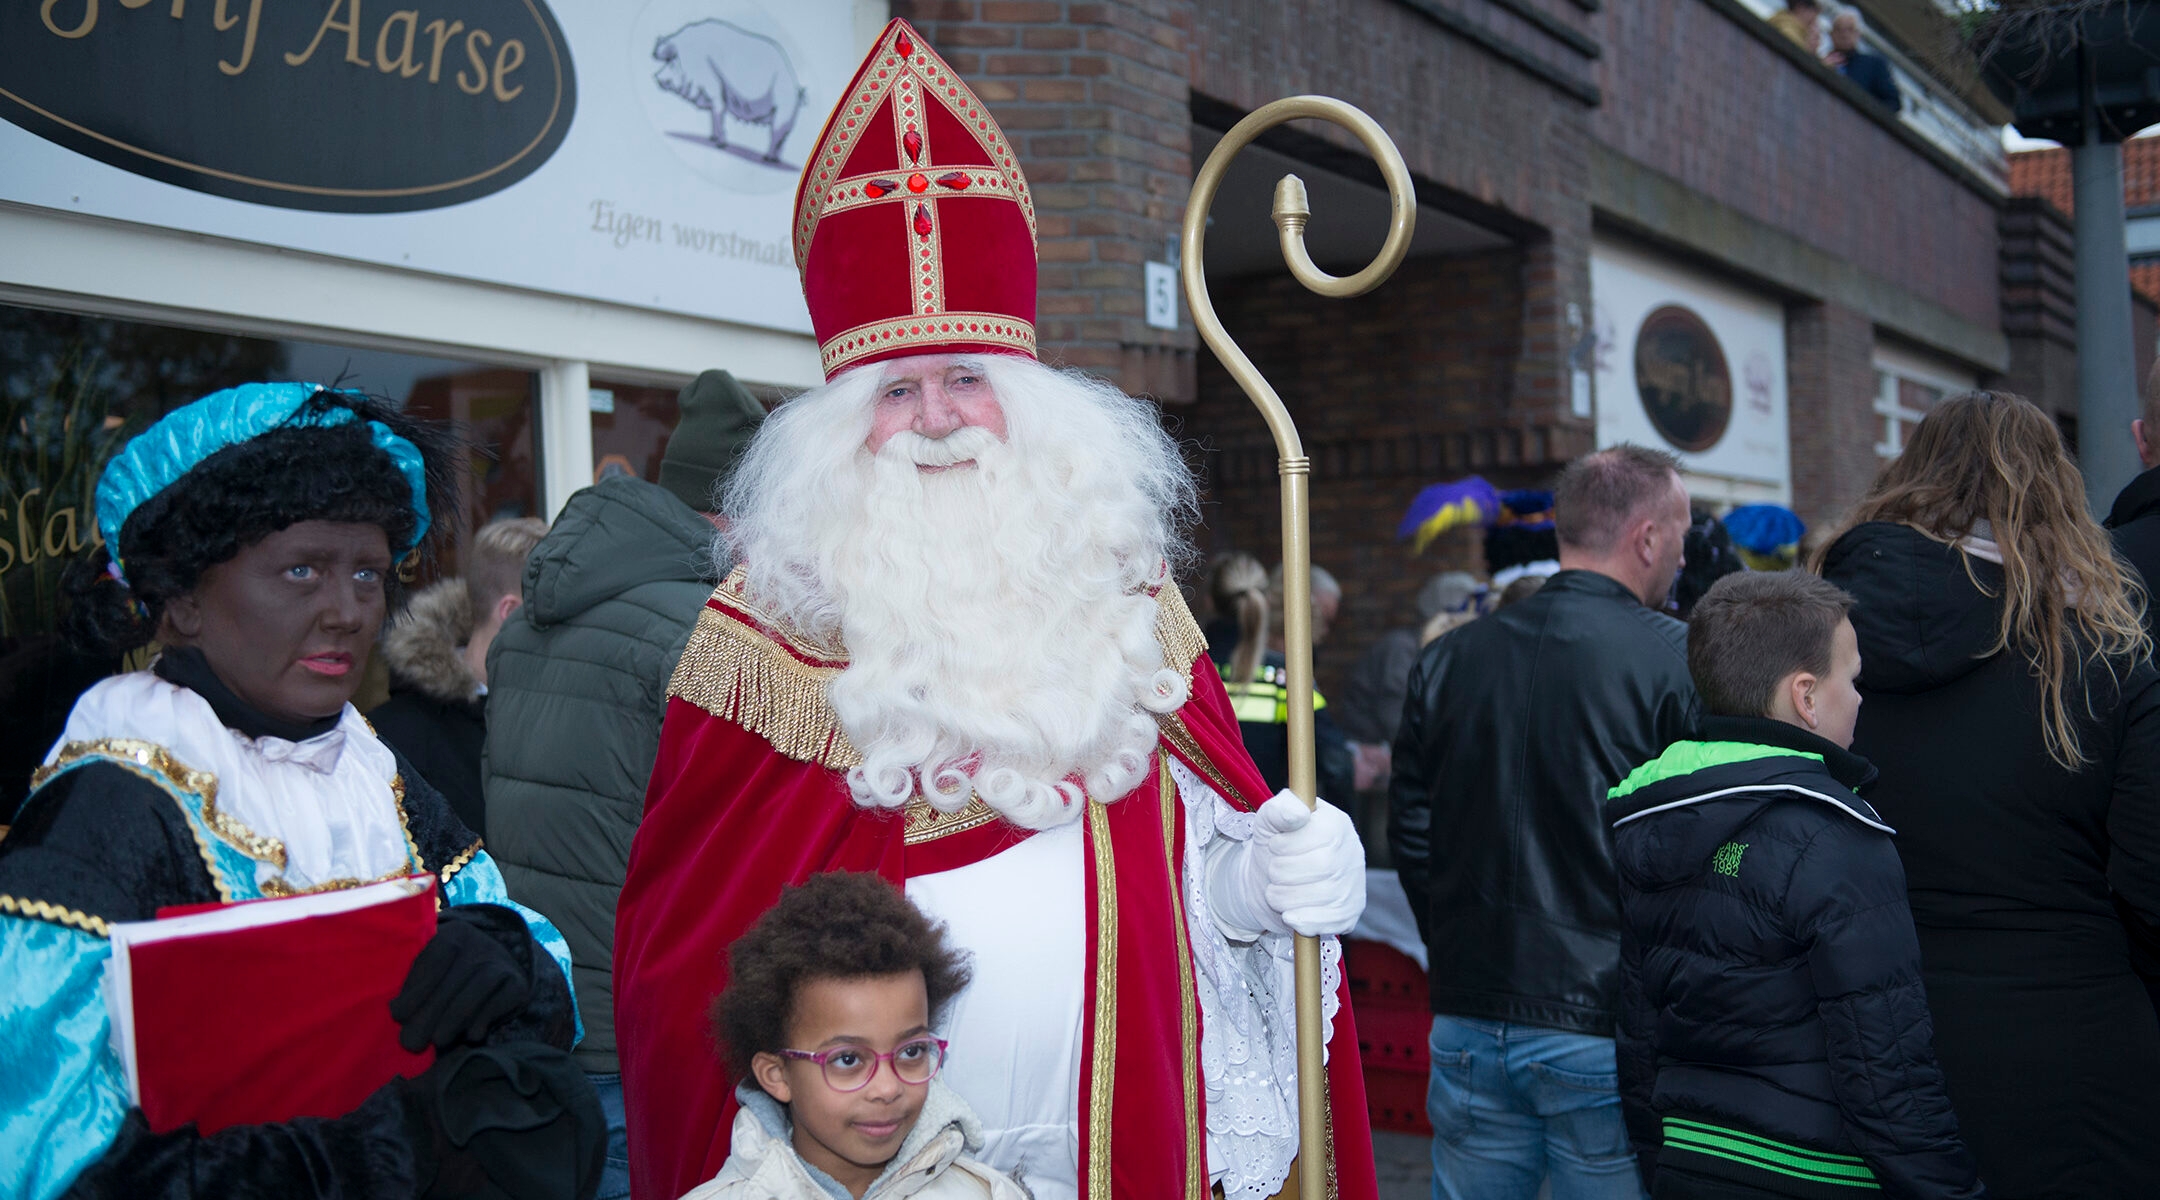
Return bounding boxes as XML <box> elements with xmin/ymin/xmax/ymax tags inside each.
<box><xmin>614</xmin><ymin>590</ymin><xmax>1378</xmax><ymax>1200</ymax></box>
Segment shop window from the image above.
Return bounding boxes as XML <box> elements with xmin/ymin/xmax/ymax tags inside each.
<box><xmin>587</xmin><ymin>377</ymin><xmax>788</xmax><ymax>497</ymax></box>
<box><xmin>0</xmin><ymin>301</ymin><xmax>537</xmax><ymax>814</ymax></box>
<box><xmin>589</xmin><ymin>381</ymin><xmax>683</xmax><ymax>484</ymax></box>
<box><xmin>402</xmin><ymin>368</ymin><xmax>541</xmax><ymax>573</ymax></box>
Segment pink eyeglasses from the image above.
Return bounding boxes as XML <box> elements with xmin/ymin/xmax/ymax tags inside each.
<box><xmin>779</xmin><ymin>1036</ymin><xmax>948</xmax><ymax>1092</ymax></box>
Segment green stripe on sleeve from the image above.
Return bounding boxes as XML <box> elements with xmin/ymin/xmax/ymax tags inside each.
<box><xmin>1664</xmin><ymin>1139</ymin><xmax>1884</xmax><ymax>1191</ymax></box>
<box><xmin>1663</xmin><ymin>1121</ymin><xmax>1881</xmax><ymax>1188</ymax></box>
<box><xmin>1662</xmin><ymin>1118</ymin><xmax>1870</xmax><ymax>1166</ymax></box>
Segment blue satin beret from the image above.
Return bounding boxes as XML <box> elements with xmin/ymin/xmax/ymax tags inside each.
<box><xmin>95</xmin><ymin>382</ymin><xmax>431</xmax><ymax>571</ymax></box>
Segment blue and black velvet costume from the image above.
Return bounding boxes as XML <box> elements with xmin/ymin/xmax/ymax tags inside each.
<box><xmin>2</xmin><ymin>647</ymin><xmax>591</xmax><ymax>1191</ymax></box>
<box><xmin>0</xmin><ymin>649</ymin><xmax>586</xmax><ymax>1199</ymax></box>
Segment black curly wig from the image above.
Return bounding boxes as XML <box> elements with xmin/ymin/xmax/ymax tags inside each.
<box><xmin>61</xmin><ymin>389</ymin><xmax>458</xmax><ymax>657</ymax></box>
<box><xmin>712</xmin><ymin>872</ymin><xmax>973</xmax><ymax>1082</ymax></box>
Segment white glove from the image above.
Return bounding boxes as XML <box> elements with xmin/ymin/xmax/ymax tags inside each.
<box><xmin>1206</xmin><ymin>791</ymin><xmax>1367</xmax><ymax>940</ymax></box>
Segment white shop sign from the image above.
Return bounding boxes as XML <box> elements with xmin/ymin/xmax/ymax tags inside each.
<box><xmin>1591</xmin><ymin>236</ymin><xmax>1791</xmax><ymax>505</ymax></box>
<box><xmin>0</xmin><ymin>0</ymin><xmax>888</xmax><ymax>336</ymax></box>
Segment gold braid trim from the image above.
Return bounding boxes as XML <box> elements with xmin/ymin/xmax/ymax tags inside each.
<box><xmin>667</xmin><ymin>576</ymin><xmax>863</xmax><ymax>770</ymax></box>
<box><xmin>438</xmin><ymin>841</ymin><xmax>482</xmax><ymax>888</ymax></box>
<box><xmin>1085</xmin><ymin>800</ymin><xmax>1119</xmax><ymax>1200</ymax></box>
<box><xmin>34</xmin><ymin>738</ymin><xmax>238</xmax><ymax>902</ymax></box>
<box><xmin>1152</xmin><ymin>578</ymin><xmax>1208</xmax><ymax>679</ymax></box>
<box><xmin>1160</xmin><ymin>768</ymin><xmax>1206</xmax><ymax>1200</ymax></box>
<box><xmin>202</xmin><ymin>797</ymin><xmax>286</xmax><ymax>871</ymax></box>
<box><xmin>390</xmin><ymin>775</ymin><xmax>428</xmax><ymax>875</ymax></box>
<box><xmin>902</xmin><ymin>798</ymin><xmax>1000</xmax><ymax>845</ymax></box>
<box><xmin>1160</xmin><ymin>713</ymin><xmax>1246</xmax><ymax>806</ymax></box>
<box><xmin>0</xmin><ymin>894</ymin><xmax>110</xmax><ymax>938</ymax></box>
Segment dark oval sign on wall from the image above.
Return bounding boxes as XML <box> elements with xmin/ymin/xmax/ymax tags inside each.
<box><xmin>0</xmin><ymin>0</ymin><xmax>576</xmax><ymax>213</ymax></box>
<box><xmin>1634</xmin><ymin>304</ymin><xmax>1732</xmax><ymax>453</ymax></box>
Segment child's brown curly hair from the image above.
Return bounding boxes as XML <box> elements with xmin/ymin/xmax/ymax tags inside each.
<box><xmin>711</xmin><ymin>872</ymin><xmax>973</xmax><ymax>1080</ymax></box>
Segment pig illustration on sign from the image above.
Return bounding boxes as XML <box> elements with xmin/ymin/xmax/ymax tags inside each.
<box><xmin>653</xmin><ymin>20</ymin><xmax>806</xmax><ymax>166</ymax></box>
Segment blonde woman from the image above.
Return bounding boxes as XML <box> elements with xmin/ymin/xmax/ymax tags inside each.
<box><xmin>1206</xmin><ymin>551</ymin><xmax>1272</xmax><ymax>697</ymax></box>
<box><xmin>1819</xmin><ymin>391</ymin><xmax>2160</xmax><ymax>1197</ymax></box>
<box><xmin>1205</xmin><ymin>554</ymin><xmax>1355</xmax><ymax>805</ymax></box>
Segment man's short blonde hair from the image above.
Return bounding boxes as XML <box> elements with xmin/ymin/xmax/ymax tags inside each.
<box><xmin>466</xmin><ymin>517</ymin><xmax>548</xmax><ymax>617</ymax></box>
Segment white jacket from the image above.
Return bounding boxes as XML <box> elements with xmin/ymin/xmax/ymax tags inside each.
<box><xmin>679</xmin><ymin>1081</ymin><xmax>1032</xmax><ymax>1200</ymax></box>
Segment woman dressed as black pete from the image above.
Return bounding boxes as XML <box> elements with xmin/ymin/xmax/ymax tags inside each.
<box><xmin>0</xmin><ymin>384</ymin><xmax>605</xmax><ymax>1200</ymax></box>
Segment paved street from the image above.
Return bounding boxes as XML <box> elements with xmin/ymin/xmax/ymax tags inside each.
<box><xmin>1372</xmin><ymin>1131</ymin><xmax>1430</xmax><ymax>1200</ymax></box>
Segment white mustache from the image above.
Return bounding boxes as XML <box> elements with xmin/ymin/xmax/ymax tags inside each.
<box><xmin>880</xmin><ymin>426</ymin><xmax>1001</xmax><ymax>468</ymax></box>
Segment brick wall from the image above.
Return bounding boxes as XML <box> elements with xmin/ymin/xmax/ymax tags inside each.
<box><xmin>1186</xmin><ymin>248</ymin><xmax>1537</xmax><ymax>697</ymax></box>
<box><xmin>885</xmin><ymin>0</ymin><xmax>2019</xmax><ymax>666</ymax></box>
<box><xmin>1190</xmin><ymin>0</ymin><xmax>1598</xmax><ymax>445</ymax></box>
<box><xmin>1173</xmin><ymin>0</ymin><xmax>1604</xmax><ymax>688</ymax></box>
<box><xmin>2000</xmin><ymin>197</ymin><xmax>2079</xmax><ymax>426</ymax></box>
<box><xmin>1787</xmin><ymin>300</ymin><xmax>1880</xmax><ymax>529</ymax></box>
<box><xmin>1591</xmin><ymin>2</ymin><xmax>2001</xmax><ymax>333</ymax></box>
<box><xmin>893</xmin><ymin>0</ymin><xmax>1200</xmax><ymax>399</ymax></box>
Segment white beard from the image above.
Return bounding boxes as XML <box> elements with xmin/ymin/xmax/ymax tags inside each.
<box><xmin>724</xmin><ymin>357</ymin><xmax>1196</xmax><ymax>830</ymax></box>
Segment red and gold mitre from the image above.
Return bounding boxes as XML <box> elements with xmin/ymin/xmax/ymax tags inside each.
<box><xmin>793</xmin><ymin>19</ymin><xmax>1038</xmax><ymax>379</ymax></box>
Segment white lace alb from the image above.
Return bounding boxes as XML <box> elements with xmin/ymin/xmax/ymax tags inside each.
<box><xmin>1175</xmin><ymin>758</ymin><xmax>1344</xmax><ymax>1200</ymax></box>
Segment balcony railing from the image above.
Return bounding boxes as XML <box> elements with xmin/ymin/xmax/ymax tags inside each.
<box><xmin>1732</xmin><ymin>0</ymin><xmax>2010</xmax><ymax>192</ymax></box>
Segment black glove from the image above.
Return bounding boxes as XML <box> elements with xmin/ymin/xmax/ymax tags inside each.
<box><xmin>401</xmin><ymin>1043</ymin><xmax>606</xmax><ymax>1200</ymax></box>
<box><xmin>392</xmin><ymin>906</ymin><xmax>534</xmax><ymax>1054</ymax></box>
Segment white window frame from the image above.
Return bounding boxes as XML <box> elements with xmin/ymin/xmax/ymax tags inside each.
<box><xmin>1870</xmin><ymin>342</ymin><xmax>1981</xmax><ymax>460</ymax></box>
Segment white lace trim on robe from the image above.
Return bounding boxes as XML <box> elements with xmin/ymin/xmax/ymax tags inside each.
<box><xmin>52</xmin><ymin>671</ymin><xmax>412</xmax><ymax>892</ymax></box>
<box><xmin>1171</xmin><ymin>757</ymin><xmax>1344</xmax><ymax>1200</ymax></box>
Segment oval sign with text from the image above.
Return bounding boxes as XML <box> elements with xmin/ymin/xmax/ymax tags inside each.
<box><xmin>0</xmin><ymin>0</ymin><xmax>577</xmax><ymax>213</ymax></box>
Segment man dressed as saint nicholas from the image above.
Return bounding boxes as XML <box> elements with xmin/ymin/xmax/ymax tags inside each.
<box><xmin>612</xmin><ymin>20</ymin><xmax>1378</xmax><ymax>1200</ymax></box>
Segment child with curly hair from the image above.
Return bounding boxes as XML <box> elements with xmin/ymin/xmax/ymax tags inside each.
<box><xmin>686</xmin><ymin>872</ymin><xmax>1027</xmax><ymax>1200</ymax></box>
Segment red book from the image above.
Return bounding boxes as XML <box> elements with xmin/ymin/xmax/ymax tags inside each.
<box><xmin>102</xmin><ymin>875</ymin><xmax>440</xmax><ymax>1135</ymax></box>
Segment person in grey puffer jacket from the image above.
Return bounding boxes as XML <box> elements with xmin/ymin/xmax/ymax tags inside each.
<box><xmin>484</xmin><ymin>370</ymin><xmax>766</xmax><ymax>1200</ymax></box>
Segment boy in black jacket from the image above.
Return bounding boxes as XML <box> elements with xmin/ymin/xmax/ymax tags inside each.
<box><xmin>1607</xmin><ymin>571</ymin><xmax>1984</xmax><ymax>1199</ymax></box>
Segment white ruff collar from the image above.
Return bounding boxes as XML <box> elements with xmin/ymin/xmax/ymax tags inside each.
<box><xmin>52</xmin><ymin>672</ymin><xmax>412</xmax><ymax>892</ymax></box>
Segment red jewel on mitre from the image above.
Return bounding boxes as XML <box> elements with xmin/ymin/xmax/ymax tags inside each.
<box><xmin>792</xmin><ymin>19</ymin><xmax>1039</xmax><ymax>380</ymax></box>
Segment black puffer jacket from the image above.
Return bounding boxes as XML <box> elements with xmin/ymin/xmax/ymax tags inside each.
<box><xmin>2105</xmin><ymin>463</ymin><xmax>2160</xmax><ymax>628</ymax></box>
<box><xmin>1823</xmin><ymin>521</ymin><xmax>2160</xmax><ymax>1197</ymax></box>
<box><xmin>1607</xmin><ymin>716</ymin><xmax>1983</xmax><ymax>1199</ymax></box>
<box><xmin>1390</xmin><ymin>569</ymin><xmax>1697</xmax><ymax>1034</ymax></box>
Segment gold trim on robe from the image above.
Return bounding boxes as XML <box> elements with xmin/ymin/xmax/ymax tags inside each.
<box><xmin>0</xmin><ymin>894</ymin><xmax>110</xmax><ymax>938</ymax></box>
<box><xmin>1086</xmin><ymin>799</ymin><xmax>1120</xmax><ymax>1200</ymax></box>
<box><xmin>1161</xmin><ymin>767</ymin><xmax>1207</xmax><ymax>1200</ymax></box>
<box><xmin>33</xmin><ymin>738</ymin><xmax>238</xmax><ymax>903</ymax></box>
<box><xmin>901</xmin><ymin>798</ymin><xmax>1001</xmax><ymax>844</ymax></box>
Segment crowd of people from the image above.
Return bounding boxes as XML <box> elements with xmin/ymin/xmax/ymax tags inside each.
<box><xmin>0</xmin><ymin>15</ymin><xmax>2156</xmax><ymax>1200</ymax></box>
<box><xmin>1380</xmin><ymin>381</ymin><xmax>2160</xmax><ymax>1200</ymax></box>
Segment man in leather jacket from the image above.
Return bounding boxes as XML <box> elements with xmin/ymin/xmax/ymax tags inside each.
<box><xmin>1389</xmin><ymin>444</ymin><xmax>1697</xmax><ymax>1198</ymax></box>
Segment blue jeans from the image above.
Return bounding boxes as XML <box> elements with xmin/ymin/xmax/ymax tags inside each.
<box><xmin>589</xmin><ymin>1071</ymin><xmax>631</xmax><ymax>1200</ymax></box>
<box><xmin>1426</xmin><ymin>1015</ymin><xmax>1645</xmax><ymax>1200</ymax></box>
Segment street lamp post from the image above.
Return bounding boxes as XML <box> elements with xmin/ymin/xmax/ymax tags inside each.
<box><xmin>1978</xmin><ymin>1</ymin><xmax>2160</xmax><ymax>509</ymax></box>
